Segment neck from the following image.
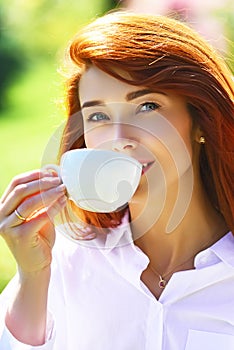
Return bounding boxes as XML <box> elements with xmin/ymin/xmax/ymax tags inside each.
<box><xmin>130</xmin><ymin>172</ymin><xmax>228</xmax><ymax>274</ymax></box>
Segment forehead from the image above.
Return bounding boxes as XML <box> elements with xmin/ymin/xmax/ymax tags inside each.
<box><xmin>79</xmin><ymin>65</ymin><xmax>139</xmax><ymax>103</ymax></box>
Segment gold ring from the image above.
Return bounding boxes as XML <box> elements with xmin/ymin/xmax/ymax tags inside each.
<box><xmin>14</xmin><ymin>209</ymin><xmax>27</xmax><ymax>221</ymax></box>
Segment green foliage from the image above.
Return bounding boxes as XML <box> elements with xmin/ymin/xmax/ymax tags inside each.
<box><xmin>0</xmin><ymin>0</ymin><xmax>117</xmax><ymax>60</ymax></box>
<box><xmin>0</xmin><ymin>61</ymin><xmax>64</xmax><ymax>194</ymax></box>
<box><xmin>213</xmin><ymin>2</ymin><xmax>234</xmax><ymax>71</ymax></box>
<box><xmin>0</xmin><ymin>0</ymin><xmax>117</xmax><ymax>110</ymax></box>
<box><xmin>0</xmin><ymin>7</ymin><xmax>26</xmax><ymax>110</ymax></box>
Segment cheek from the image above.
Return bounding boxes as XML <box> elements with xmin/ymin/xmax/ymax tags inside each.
<box><xmin>175</xmin><ymin>121</ymin><xmax>194</xmax><ymax>159</ymax></box>
<box><xmin>164</xmin><ymin>111</ymin><xmax>194</xmax><ymax>159</ymax></box>
<box><xmin>84</xmin><ymin>126</ymin><xmax>112</xmax><ymax>149</ymax></box>
<box><xmin>84</xmin><ymin>130</ymin><xmax>99</xmax><ymax>148</ymax></box>
<box><xmin>146</xmin><ymin>118</ymin><xmax>193</xmax><ymax>175</ymax></box>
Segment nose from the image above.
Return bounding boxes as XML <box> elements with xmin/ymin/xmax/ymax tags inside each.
<box><xmin>112</xmin><ymin>138</ymin><xmax>138</xmax><ymax>151</ymax></box>
<box><xmin>111</xmin><ymin>123</ymin><xmax>138</xmax><ymax>151</ymax></box>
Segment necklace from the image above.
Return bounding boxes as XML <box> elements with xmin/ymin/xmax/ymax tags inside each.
<box><xmin>149</xmin><ymin>255</ymin><xmax>194</xmax><ymax>289</ymax></box>
<box><xmin>148</xmin><ymin>233</ymin><xmax>221</xmax><ymax>289</ymax></box>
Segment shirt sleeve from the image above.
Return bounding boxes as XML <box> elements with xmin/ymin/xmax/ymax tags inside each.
<box><xmin>0</xmin><ymin>316</ymin><xmax>55</xmax><ymax>350</ymax></box>
<box><xmin>0</xmin><ymin>275</ymin><xmax>55</xmax><ymax>350</ymax></box>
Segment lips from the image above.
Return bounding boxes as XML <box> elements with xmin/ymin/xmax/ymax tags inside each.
<box><xmin>140</xmin><ymin>161</ymin><xmax>155</xmax><ymax>175</ymax></box>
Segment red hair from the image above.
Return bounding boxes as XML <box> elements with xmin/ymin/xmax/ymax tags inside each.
<box><xmin>59</xmin><ymin>11</ymin><xmax>234</xmax><ymax>233</ymax></box>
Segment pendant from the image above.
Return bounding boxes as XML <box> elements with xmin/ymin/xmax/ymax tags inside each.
<box><xmin>158</xmin><ymin>275</ymin><xmax>167</xmax><ymax>289</ymax></box>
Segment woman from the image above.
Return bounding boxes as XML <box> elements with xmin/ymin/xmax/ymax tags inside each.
<box><xmin>0</xmin><ymin>11</ymin><xmax>233</xmax><ymax>350</ymax></box>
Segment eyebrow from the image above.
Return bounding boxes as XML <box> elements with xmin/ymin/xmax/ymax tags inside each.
<box><xmin>126</xmin><ymin>89</ymin><xmax>154</xmax><ymax>101</ymax></box>
<box><xmin>81</xmin><ymin>89</ymin><xmax>166</xmax><ymax>109</ymax></box>
<box><xmin>81</xmin><ymin>100</ymin><xmax>104</xmax><ymax>109</ymax></box>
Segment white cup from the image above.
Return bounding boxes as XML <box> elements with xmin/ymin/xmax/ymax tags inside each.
<box><xmin>44</xmin><ymin>149</ymin><xmax>142</xmax><ymax>213</ymax></box>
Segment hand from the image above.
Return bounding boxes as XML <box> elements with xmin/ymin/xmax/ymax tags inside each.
<box><xmin>0</xmin><ymin>170</ymin><xmax>67</xmax><ymax>274</ymax></box>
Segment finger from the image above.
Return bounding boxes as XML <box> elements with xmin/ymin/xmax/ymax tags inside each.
<box><xmin>33</xmin><ymin>196</ymin><xmax>68</xmax><ymax>248</ymax></box>
<box><xmin>0</xmin><ymin>170</ymin><xmax>50</xmax><ymax>204</ymax></box>
<box><xmin>8</xmin><ymin>185</ymin><xmax>67</xmax><ymax>228</ymax></box>
<box><xmin>25</xmin><ymin>197</ymin><xmax>97</xmax><ymax>242</ymax></box>
<box><xmin>23</xmin><ymin>195</ymin><xmax>67</xmax><ymax>234</ymax></box>
<box><xmin>2</xmin><ymin>176</ymin><xmax>63</xmax><ymax>216</ymax></box>
<box><xmin>5</xmin><ymin>195</ymin><xmax>67</xmax><ymax>242</ymax></box>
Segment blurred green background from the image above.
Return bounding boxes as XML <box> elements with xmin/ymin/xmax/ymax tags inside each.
<box><xmin>0</xmin><ymin>0</ymin><xmax>233</xmax><ymax>292</ymax></box>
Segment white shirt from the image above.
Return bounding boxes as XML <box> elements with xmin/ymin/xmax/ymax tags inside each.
<box><xmin>1</xmin><ymin>216</ymin><xmax>234</xmax><ymax>350</ymax></box>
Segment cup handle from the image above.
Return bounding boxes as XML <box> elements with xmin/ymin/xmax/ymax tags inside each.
<box><xmin>43</xmin><ymin>164</ymin><xmax>61</xmax><ymax>178</ymax></box>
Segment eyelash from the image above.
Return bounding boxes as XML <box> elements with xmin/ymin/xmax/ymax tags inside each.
<box><xmin>136</xmin><ymin>102</ymin><xmax>160</xmax><ymax>113</ymax></box>
<box><xmin>87</xmin><ymin>112</ymin><xmax>110</xmax><ymax>122</ymax></box>
<box><xmin>86</xmin><ymin>102</ymin><xmax>161</xmax><ymax>122</ymax></box>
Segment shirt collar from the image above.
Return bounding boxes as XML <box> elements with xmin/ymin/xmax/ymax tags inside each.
<box><xmin>194</xmin><ymin>231</ymin><xmax>234</xmax><ymax>269</ymax></box>
<box><xmin>57</xmin><ymin>217</ymin><xmax>234</xmax><ymax>267</ymax></box>
<box><xmin>102</xmin><ymin>226</ymin><xmax>234</xmax><ymax>266</ymax></box>
<box><xmin>210</xmin><ymin>231</ymin><xmax>234</xmax><ymax>266</ymax></box>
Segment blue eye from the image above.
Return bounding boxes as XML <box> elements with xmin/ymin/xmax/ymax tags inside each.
<box><xmin>87</xmin><ymin>112</ymin><xmax>110</xmax><ymax>122</ymax></box>
<box><xmin>137</xmin><ymin>102</ymin><xmax>160</xmax><ymax>113</ymax></box>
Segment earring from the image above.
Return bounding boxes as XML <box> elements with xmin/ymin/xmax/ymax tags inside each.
<box><xmin>199</xmin><ymin>136</ymin><xmax>206</xmax><ymax>144</ymax></box>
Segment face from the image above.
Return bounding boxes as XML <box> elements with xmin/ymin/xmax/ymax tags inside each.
<box><xmin>79</xmin><ymin>66</ymin><xmax>198</xmax><ymax>203</ymax></box>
